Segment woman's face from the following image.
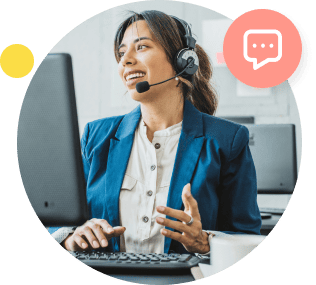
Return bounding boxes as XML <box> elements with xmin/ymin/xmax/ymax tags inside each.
<box><xmin>118</xmin><ymin>20</ymin><xmax>177</xmax><ymax>102</ymax></box>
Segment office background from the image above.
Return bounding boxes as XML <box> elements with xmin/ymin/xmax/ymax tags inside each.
<box><xmin>49</xmin><ymin>1</ymin><xmax>301</xmax><ymax>211</ymax></box>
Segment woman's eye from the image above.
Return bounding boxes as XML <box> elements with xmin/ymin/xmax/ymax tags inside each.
<box><xmin>137</xmin><ymin>45</ymin><xmax>147</xmax><ymax>51</ymax></box>
<box><xmin>118</xmin><ymin>44</ymin><xmax>147</xmax><ymax>58</ymax></box>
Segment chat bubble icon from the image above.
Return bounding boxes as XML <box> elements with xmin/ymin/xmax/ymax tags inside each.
<box><xmin>244</xmin><ymin>29</ymin><xmax>282</xmax><ymax>70</ymax></box>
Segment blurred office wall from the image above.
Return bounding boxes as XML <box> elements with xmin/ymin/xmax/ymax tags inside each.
<box><xmin>49</xmin><ymin>1</ymin><xmax>301</xmax><ymax>209</ymax></box>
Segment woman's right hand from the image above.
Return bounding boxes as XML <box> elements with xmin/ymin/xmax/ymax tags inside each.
<box><xmin>62</xmin><ymin>218</ymin><xmax>126</xmax><ymax>251</ymax></box>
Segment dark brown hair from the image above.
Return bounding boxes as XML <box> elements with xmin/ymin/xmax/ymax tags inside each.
<box><xmin>114</xmin><ymin>10</ymin><xmax>218</xmax><ymax>115</ymax></box>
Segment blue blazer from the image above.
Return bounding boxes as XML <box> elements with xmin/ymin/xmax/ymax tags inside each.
<box><xmin>50</xmin><ymin>99</ymin><xmax>261</xmax><ymax>253</ymax></box>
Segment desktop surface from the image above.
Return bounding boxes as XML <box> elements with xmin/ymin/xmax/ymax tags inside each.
<box><xmin>260</xmin><ymin>214</ymin><xmax>281</xmax><ymax>235</ymax></box>
<box><xmin>99</xmin><ymin>267</ymin><xmax>195</xmax><ymax>284</ymax></box>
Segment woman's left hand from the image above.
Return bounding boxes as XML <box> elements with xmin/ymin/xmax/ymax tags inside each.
<box><xmin>156</xmin><ymin>183</ymin><xmax>210</xmax><ymax>254</ymax></box>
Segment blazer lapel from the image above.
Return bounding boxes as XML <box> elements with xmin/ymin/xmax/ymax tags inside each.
<box><xmin>164</xmin><ymin>99</ymin><xmax>205</xmax><ymax>253</ymax></box>
<box><xmin>104</xmin><ymin>105</ymin><xmax>141</xmax><ymax>230</ymax></box>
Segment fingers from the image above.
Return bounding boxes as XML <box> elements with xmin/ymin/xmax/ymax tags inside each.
<box><xmin>156</xmin><ymin>215</ymin><xmax>202</xmax><ymax>238</ymax></box>
<box><xmin>79</xmin><ymin>226</ymin><xmax>102</xmax><ymax>249</ymax></box>
<box><xmin>94</xmin><ymin>220</ymin><xmax>125</xmax><ymax>237</ymax></box>
<box><xmin>158</xmin><ymin>217</ymin><xmax>209</xmax><ymax>254</ymax></box>
<box><xmin>181</xmin><ymin>183</ymin><xmax>191</xmax><ymax>211</ymax></box>
<box><xmin>156</xmin><ymin>216</ymin><xmax>191</xmax><ymax>234</ymax></box>
<box><xmin>63</xmin><ymin>234</ymin><xmax>87</xmax><ymax>251</ymax></box>
<box><xmin>156</xmin><ymin>206</ymin><xmax>191</xmax><ymax>224</ymax></box>
<box><xmin>181</xmin><ymin>183</ymin><xmax>201</xmax><ymax>220</ymax></box>
<box><xmin>97</xmin><ymin>219</ymin><xmax>114</xmax><ymax>235</ymax></box>
<box><xmin>156</xmin><ymin>188</ymin><xmax>209</xmax><ymax>254</ymax></box>
<box><xmin>107</xmin><ymin>226</ymin><xmax>126</xmax><ymax>238</ymax></box>
<box><xmin>160</xmin><ymin>228</ymin><xmax>190</xmax><ymax>245</ymax></box>
<box><xmin>70</xmin><ymin>219</ymin><xmax>124</xmax><ymax>251</ymax></box>
<box><xmin>72</xmin><ymin>234</ymin><xmax>89</xmax><ymax>250</ymax></box>
<box><xmin>160</xmin><ymin>225</ymin><xmax>210</xmax><ymax>254</ymax></box>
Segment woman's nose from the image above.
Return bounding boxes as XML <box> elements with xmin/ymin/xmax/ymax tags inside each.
<box><xmin>121</xmin><ymin>49</ymin><xmax>136</xmax><ymax>66</ymax></box>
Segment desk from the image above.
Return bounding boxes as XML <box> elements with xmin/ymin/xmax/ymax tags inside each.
<box><xmin>260</xmin><ymin>214</ymin><xmax>281</xmax><ymax>235</ymax></box>
<box><xmin>95</xmin><ymin>268</ymin><xmax>195</xmax><ymax>284</ymax></box>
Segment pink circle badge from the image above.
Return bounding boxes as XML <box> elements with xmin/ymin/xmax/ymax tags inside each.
<box><xmin>223</xmin><ymin>9</ymin><xmax>302</xmax><ymax>88</ymax></box>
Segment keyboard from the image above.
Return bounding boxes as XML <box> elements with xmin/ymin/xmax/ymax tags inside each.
<box><xmin>70</xmin><ymin>251</ymin><xmax>204</xmax><ymax>270</ymax></box>
<box><xmin>259</xmin><ymin>207</ymin><xmax>285</xmax><ymax>215</ymax></box>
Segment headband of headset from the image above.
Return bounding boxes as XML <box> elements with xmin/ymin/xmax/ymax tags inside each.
<box><xmin>169</xmin><ymin>15</ymin><xmax>196</xmax><ymax>50</ymax></box>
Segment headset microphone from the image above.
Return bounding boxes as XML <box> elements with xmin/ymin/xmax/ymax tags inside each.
<box><xmin>135</xmin><ymin>81</ymin><xmax>150</xmax><ymax>93</ymax></box>
<box><xmin>136</xmin><ymin>59</ymin><xmax>194</xmax><ymax>93</ymax></box>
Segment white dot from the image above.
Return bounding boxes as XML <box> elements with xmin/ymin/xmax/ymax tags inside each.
<box><xmin>261</xmin><ymin>44</ymin><xmax>265</xmax><ymax>48</ymax></box>
<box><xmin>270</xmin><ymin>43</ymin><xmax>274</xmax><ymax>48</ymax></box>
<box><xmin>253</xmin><ymin>44</ymin><xmax>257</xmax><ymax>48</ymax></box>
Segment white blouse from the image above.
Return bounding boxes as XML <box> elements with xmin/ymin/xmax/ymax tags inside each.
<box><xmin>119</xmin><ymin>117</ymin><xmax>182</xmax><ymax>253</ymax></box>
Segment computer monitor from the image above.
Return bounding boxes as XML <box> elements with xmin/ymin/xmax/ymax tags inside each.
<box><xmin>245</xmin><ymin>124</ymin><xmax>297</xmax><ymax>194</ymax></box>
<box><xmin>219</xmin><ymin>116</ymin><xmax>255</xmax><ymax>124</ymax></box>
<box><xmin>17</xmin><ymin>53</ymin><xmax>89</xmax><ymax>226</ymax></box>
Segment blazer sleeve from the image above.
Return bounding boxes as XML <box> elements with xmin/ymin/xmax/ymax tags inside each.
<box><xmin>217</xmin><ymin>125</ymin><xmax>262</xmax><ymax>235</ymax></box>
<box><xmin>81</xmin><ymin>123</ymin><xmax>91</xmax><ymax>183</ymax></box>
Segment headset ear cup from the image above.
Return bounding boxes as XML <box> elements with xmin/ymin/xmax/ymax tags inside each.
<box><xmin>174</xmin><ymin>49</ymin><xmax>199</xmax><ymax>78</ymax></box>
<box><xmin>170</xmin><ymin>16</ymin><xmax>198</xmax><ymax>78</ymax></box>
<box><xmin>174</xmin><ymin>49</ymin><xmax>185</xmax><ymax>74</ymax></box>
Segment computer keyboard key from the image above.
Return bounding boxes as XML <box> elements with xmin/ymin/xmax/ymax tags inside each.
<box><xmin>150</xmin><ymin>257</ymin><xmax>160</xmax><ymax>261</ymax></box>
<box><xmin>118</xmin><ymin>256</ymin><xmax>129</xmax><ymax>260</ymax></box>
<box><xmin>140</xmin><ymin>257</ymin><xmax>150</xmax><ymax>261</ymax></box>
<box><xmin>168</xmin><ymin>257</ymin><xmax>179</xmax><ymax>261</ymax></box>
<box><xmin>77</xmin><ymin>255</ymin><xmax>86</xmax><ymax>260</ymax></box>
<box><xmin>109</xmin><ymin>255</ymin><xmax>119</xmax><ymax>260</ymax></box>
<box><xmin>159</xmin><ymin>258</ymin><xmax>170</xmax><ymax>262</ymax></box>
<box><xmin>178</xmin><ymin>254</ymin><xmax>192</xmax><ymax>262</ymax></box>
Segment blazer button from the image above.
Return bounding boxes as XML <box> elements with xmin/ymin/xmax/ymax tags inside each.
<box><xmin>142</xmin><ymin>216</ymin><xmax>149</xmax><ymax>223</ymax></box>
<box><xmin>150</xmin><ymin>165</ymin><xmax>156</xmax><ymax>171</ymax></box>
<box><xmin>147</xmin><ymin>190</ymin><xmax>153</xmax><ymax>196</ymax></box>
<box><xmin>154</xmin><ymin>143</ymin><xmax>161</xmax><ymax>149</ymax></box>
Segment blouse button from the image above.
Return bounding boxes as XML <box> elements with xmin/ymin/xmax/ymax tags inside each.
<box><xmin>150</xmin><ymin>165</ymin><xmax>156</xmax><ymax>171</ymax></box>
<box><xmin>142</xmin><ymin>216</ymin><xmax>149</xmax><ymax>223</ymax></box>
<box><xmin>147</xmin><ymin>190</ymin><xmax>153</xmax><ymax>196</ymax></box>
<box><xmin>154</xmin><ymin>143</ymin><xmax>161</xmax><ymax>149</ymax></box>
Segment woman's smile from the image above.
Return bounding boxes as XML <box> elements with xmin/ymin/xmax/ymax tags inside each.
<box><xmin>117</xmin><ymin>20</ymin><xmax>176</xmax><ymax>100</ymax></box>
<box><xmin>125</xmin><ymin>72</ymin><xmax>146</xmax><ymax>86</ymax></box>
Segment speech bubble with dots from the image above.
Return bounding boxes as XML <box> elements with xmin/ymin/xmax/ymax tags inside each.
<box><xmin>244</xmin><ymin>29</ymin><xmax>282</xmax><ymax>70</ymax></box>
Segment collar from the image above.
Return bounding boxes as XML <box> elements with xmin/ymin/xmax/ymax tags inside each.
<box><xmin>140</xmin><ymin>117</ymin><xmax>182</xmax><ymax>138</ymax></box>
<box><xmin>114</xmin><ymin>99</ymin><xmax>204</xmax><ymax>140</ymax></box>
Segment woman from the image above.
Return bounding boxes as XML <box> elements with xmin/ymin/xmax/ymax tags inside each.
<box><xmin>50</xmin><ymin>10</ymin><xmax>261</xmax><ymax>254</ymax></box>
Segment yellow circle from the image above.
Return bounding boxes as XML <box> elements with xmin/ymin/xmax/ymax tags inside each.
<box><xmin>0</xmin><ymin>44</ymin><xmax>34</xmax><ymax>78</ymax></box>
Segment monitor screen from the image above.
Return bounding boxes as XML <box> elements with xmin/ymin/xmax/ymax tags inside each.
<box><xmin>245</xmin><ymin>124</ymin><xmax>297</xmax><ymax>194</ymax></box>
<box><xmin>17</xmin><ymin>53</ymin><xmax>89</xmax><ymax>226</ymax></box>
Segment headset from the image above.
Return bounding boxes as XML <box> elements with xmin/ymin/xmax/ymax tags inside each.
<box><xmin>136</xmin><ymin>15</ymin><xmax>199</xmax><ymax>93</ymax></box>
<box><xmin>170</xmin><ymin>15</ymin><xmax>199</xmax><ymax>78</ymax></box>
